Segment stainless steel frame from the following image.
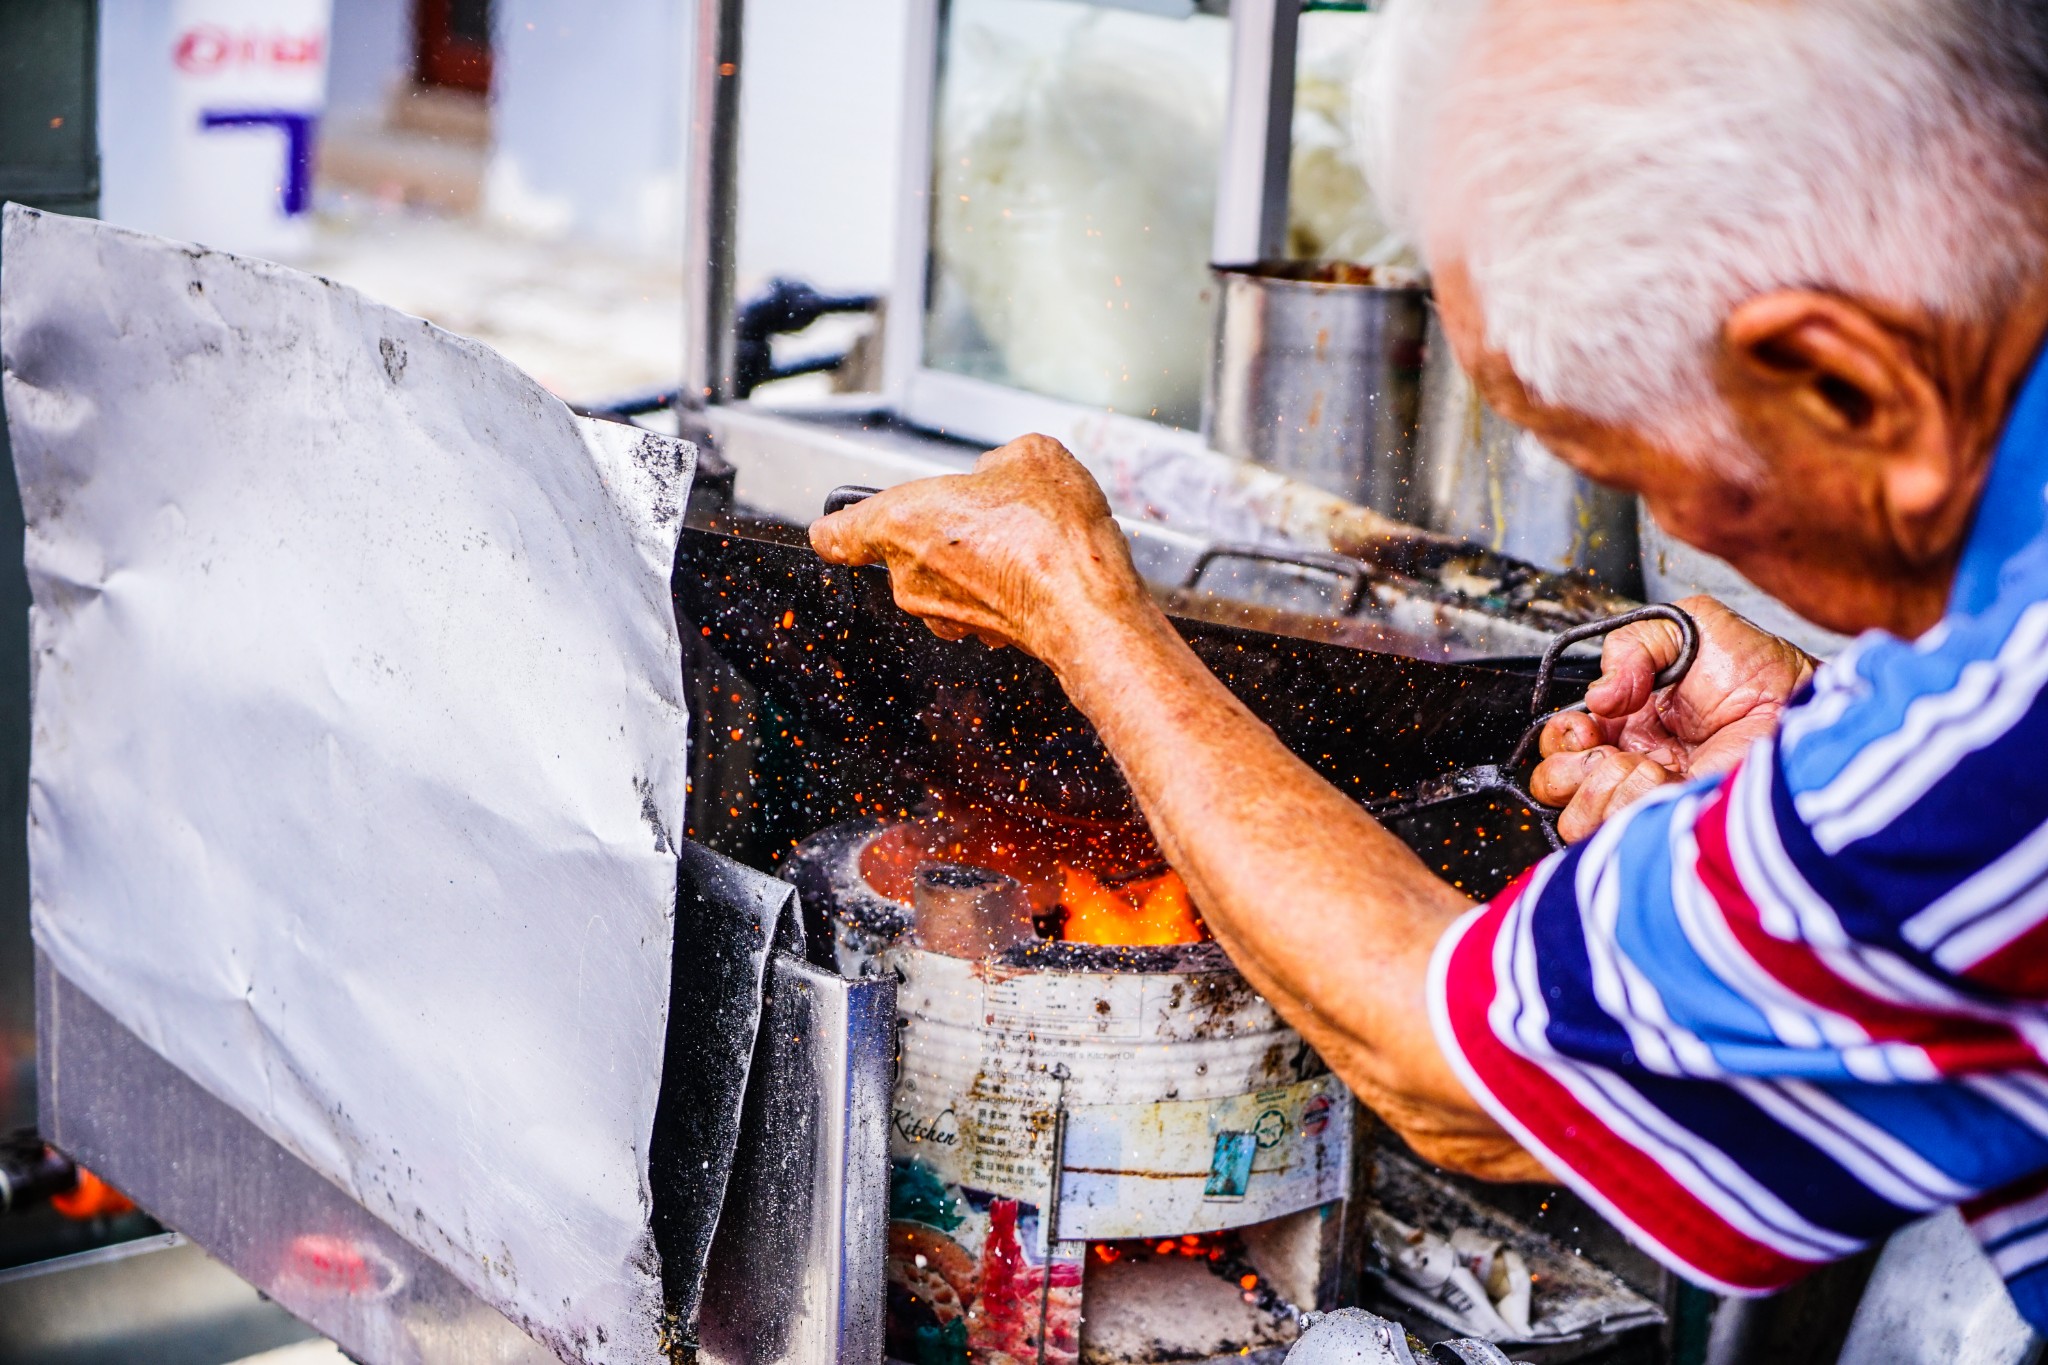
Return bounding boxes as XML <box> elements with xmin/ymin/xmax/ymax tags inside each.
<box><xmin>687</xmin><ymin>0</ymin><xmax>1421</xmax><ymax>579</ymax></box>
<box><xmin>682</xmin><ymin>0</ymin><xmax>746</xmax><ymax>411</ymax></box>
<box><xmin>697</xmin><ymin>953</ymin><xmax>894</xmax><ymax>1365</ymax></box>
<box><xmin>879</xmin><ymin>0</ymin><xmax>942</xmax><ymax>415</ymax></box>
<box><xmin>1212</xmin><ymin>0</ymin><xmax>1301</xmax><ymax>265</ymax></box>
<box><xmin>37</xmin><ymin>950</ymin><xmax>556</xmax><ymax>1365</ymax></box>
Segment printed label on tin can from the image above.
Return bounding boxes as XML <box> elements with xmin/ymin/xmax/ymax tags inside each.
<box><xmin>984</xmin><ymin>970</ymin><xmax>1146</xmax><ymax>1039</ymax></box>
<box><xmin>1054</xmin><ymin>1075</ymin><xmax>1352</xmax><ymax>1240</ymax></box>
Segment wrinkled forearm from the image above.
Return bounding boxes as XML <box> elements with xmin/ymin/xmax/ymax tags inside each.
<box><xmin>805</xmin><ymin>437</ymin><xmax>1543</xmax><ymax>1176</ymax></box>
<box><xmin>1040</xmin><ymin>591</ymin><xmax>1544</xmax><ymax>1178</ymax></box>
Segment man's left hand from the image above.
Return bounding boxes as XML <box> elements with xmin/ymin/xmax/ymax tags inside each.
<box><xmin>809</xmin><ymin>434</ymin><xmax>1148</xmax><ymax>668</ymax></box>
<box><xmin>1531</xmin><ymin>596</ymin><xmax>1815</xmax><ymax>841</ymax></box>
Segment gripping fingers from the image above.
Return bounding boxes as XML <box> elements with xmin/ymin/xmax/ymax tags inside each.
<box><xmin>809</xmin><ymin>495</ymin><xmax>885</xmax><ymax>565</ymax></box>
<box><xmin>1538</xmin><ymin>710</ymin><xmax>1606</xmax><ymax>759</ymax></box>
<box><xmin>809</xmin><ymin>472</ymin><xmax>972</xmax><ymax>566</ymax></box>
<box><xmin>1531</xmin><ymin>744</ymin><xmax>1614</xmax><ymax>808</ymax></box>
<box><xmin>1585</xmin><ymin>615</ymin><xmax>1688</xmax><ymax>719</ymax></box>
<box><xmin>1557</xmin><ymin>750</ymin><xmax>1682</xmax><ymax>844</ymax></box>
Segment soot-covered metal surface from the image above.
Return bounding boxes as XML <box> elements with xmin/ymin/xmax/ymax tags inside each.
<box><xmin>672</xmin><ymin>512</ymin><xmax>1585</xmax><ymax>902</ymax></box>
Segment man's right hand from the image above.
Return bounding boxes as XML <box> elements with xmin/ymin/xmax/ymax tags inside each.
<box><xmin>1530</xmin><ymin>595</ymin><xmax>1817</xmax><ymax>842</ymax></box>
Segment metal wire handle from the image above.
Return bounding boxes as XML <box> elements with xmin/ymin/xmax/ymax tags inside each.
<box><xmin>1182</xmin><ymin>543</ymin><xmax>1374</xmax><ymax>615</ymax></box>
<box><xmin>1505</xmin><ymin>603</ymin><xmax>1699</xmax><ymax>771</ymax></box>
<box><xmin>823</xmin><ymin>484</ymin><xmax>880</xmax><ymax>515</ymax></box>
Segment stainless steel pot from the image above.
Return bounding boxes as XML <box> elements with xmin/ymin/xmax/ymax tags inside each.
<box><xmin>1413</xmin><ymin>304</ymin><xmax>1643</xmax><ymax>595</ymax></box>
<box><xmin>1203</xmin><ymin>261</ymin><xmax>1429</xmax><ymax>521</ymax></box>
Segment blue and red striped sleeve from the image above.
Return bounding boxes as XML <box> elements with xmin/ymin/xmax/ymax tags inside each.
<box><xmin>1423</xmin><ymin>344</ymin><xmax>2048</xmax><ymax>1316</ymax></box>
<box><xmin>1427</xmin><ymin>601</ymin><xmax>2048</xmax><ymax>1309</ymax></box>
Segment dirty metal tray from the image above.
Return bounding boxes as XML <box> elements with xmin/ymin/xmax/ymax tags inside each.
<box><xmin>675</xmin><ymin>511</ymin><xmax>1594</xmax><ymax>903</ymax></box>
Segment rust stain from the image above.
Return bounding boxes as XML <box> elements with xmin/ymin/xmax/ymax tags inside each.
<box><xmin>1169</xmin><ymin>972</ymin><xmax>1262</xmax><ymax>1040</ymax></box>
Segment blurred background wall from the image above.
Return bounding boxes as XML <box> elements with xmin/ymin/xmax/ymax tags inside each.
<box><xmin>92</xmin><ymin>0</ymin><xmax>908</xmax><ymax>401</ymax></box>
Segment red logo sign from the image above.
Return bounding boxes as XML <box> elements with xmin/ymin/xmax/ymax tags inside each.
<box><xmin>175</xmin><ymin>26</ymin><xmax>325</xmax><ymax>74</ymax></box>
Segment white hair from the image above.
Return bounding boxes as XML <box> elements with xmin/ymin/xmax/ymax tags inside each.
<box><xmin>1359</xmin><ymin>0</ymin><xmax>2048</xmax><ymax>463</ymax></box>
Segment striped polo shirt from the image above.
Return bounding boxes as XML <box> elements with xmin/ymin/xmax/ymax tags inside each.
<box><xmin>1429</xmin><ymin>343</ymin><xmax>2048</xmax><ymax>1327</ymax></box>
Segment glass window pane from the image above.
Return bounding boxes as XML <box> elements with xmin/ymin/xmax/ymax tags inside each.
<box><xmin>923</xmin><ymin>0</ymin><xmax>1231</xmax><ymax>430</ymax></box>
<box><xmin>1287</xmin><ymin>6</ymin><xmax>1405</xmax><ymax>265</ymax></box>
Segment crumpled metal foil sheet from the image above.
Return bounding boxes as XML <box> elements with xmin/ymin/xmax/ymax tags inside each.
<box><xmin>2</xmin><ymin>204</ymin><xmax>695</xmax><ymax>1362</ymax></box>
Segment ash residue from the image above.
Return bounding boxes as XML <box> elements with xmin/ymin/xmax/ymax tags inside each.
<box><xmin>998</xmin><ymin>939</ymin><xmax>1232</xmax><ymax>974</ymax></box>
<box><xmin>633</xmin><ymin>431</ymin><xmax>694</xmax><ymax>526</ymax></box>
<box><xmin>636</xmin><ymin>775</ymin><xmax>674</xmax><ymax>854</ymax></box>
<box><xmin>780</xmin><ymin>816</ymin><xmax>912</xmax><ymax>946</ymax></box>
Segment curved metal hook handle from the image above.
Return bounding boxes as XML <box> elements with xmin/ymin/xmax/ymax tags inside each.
<box><xmin>823</xmin><ymin>484</ymin><xmax>880</xmax><ymax>516</ymax></box>
<box><xmin>1506</xmin><ymin>603</ymin><xmax>1699</xmax><ymax>771</ymax></box>
<box><xmin>1527</xmin><ymin>602</ymin><xmax>1699</xmax><ymax>715</ymax></box>
<box><xmin>1183</xmin><ymin>544</ymin><xmax>1373</xmax><ymax>615</ymax></box>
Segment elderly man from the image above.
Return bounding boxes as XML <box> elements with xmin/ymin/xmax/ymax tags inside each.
<box><xmin>814</xmin><ymin>0</ymin><xmax>2048</xmax><ymax>1328</ymax></box>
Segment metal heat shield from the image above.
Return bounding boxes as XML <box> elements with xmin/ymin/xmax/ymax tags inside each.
<box><xmin>5</xmin><ymin>207</ymin><xmax>898</xmax><ymax>1364</ymax></box>
<box><xmin>697</xmin><ymin>952</ymin><xmax>895</xmax><ymax>1365</ymax></box>
<box><xmin>5</xmin><ymin>206</ymin><xmax>696</xmax><ymax>1358</ymax></box>
<box><xmin>37</xmin><ymin>950</ymin><xmax>557</xmax><ymax>1365</ymax></box>
<box><xmin>657</xmin><ymin>840</ymin><xmax>896</xmax><ymax>1365</ymax></box>
<box><xmin>37</xmin><ymin>838</ymin><xmax>896</xmax><ymax>1365</ymax></box>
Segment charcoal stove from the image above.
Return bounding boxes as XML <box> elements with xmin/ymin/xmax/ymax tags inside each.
<box><xmin>668</xmin><ymin>506</ymin><xmax>1702</xmax><ymax>1363</ymax></box>
<box><xmin>785</xmin><ymin>812</ymin><xmax>1356</xmax><ymax>1365</ymax></box>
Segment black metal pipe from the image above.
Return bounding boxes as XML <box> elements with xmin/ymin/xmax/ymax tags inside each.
<box><xmin>0</xmin><ymin>1130</ymin><xmax>76</xmax><ymax>1215</ymax></box>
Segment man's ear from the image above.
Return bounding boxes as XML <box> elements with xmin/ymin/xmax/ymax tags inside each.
<box><xmin>1720</xmin><ymin>291</ymin><xmax>1958</xmax><ymax>562</ymax></box>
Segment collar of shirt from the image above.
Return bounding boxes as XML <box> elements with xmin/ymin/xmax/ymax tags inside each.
<box><xmin>1952</xmin><ymin>338</ymin><xmax>2048</xmax><ymax>617</ymax></box>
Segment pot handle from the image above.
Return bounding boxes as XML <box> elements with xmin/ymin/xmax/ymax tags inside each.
<box><xmin>1504</xmin><ymin>603</ymin><xmax>1699</xmax><ymax>770</ymax></box>
<box><xmin>822</xmin><ymin>484</ymin><xmax>880</xmax><ymax>516</ymax></box>
<box><xmin>1183</xmin><ymin>544</ymin><xmax>1373</xmax><ymax>615</ymax></box>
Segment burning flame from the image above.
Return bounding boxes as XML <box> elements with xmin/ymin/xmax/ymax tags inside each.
<box><xmin>1090</xmin><ymin>1232</ymin><xmax>1232</xmax><ymax>1264</ymax></box>
<box><xmin>858</xmin><ymin>813</ymin><xmax>1211</xmax><ymax>945</ymax></box>
<box><xmin>1059</xmin><ymin>865</ymin><xmax>1203</xmax><ymax>946</ymax></box>
<box><xmin>51</xmin><ymin>1166</ymin><xmax>134</xmax><ymax>1220</ymax></box>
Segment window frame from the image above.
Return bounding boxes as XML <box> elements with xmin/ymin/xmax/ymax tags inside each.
<box><xmin>880</xmin><ymin>0</ymin><xmax>1301</xmax><ymax>449</ymax></box>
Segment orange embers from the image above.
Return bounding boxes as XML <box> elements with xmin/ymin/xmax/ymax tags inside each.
<box><xmin>860</xmin><ymin>809</ymin><xmax>1146</xmax><ymax>916</ymax></box>
<box><xmin>51</xmin><ymin>1166</ymin><xmax>134</xmax><ymax>1220</ymax></box>
<box><xmin>1059</xmin><ymin>865</ymin><xmax>1203</xmax><ymax>946</ymax></box>
<box><xmin>1090</xmin><ymin>1231</ymin><xmax>1231</xmax><ymax>1264</ymax></box>
<box><xmin>860</xmin><ymin>811</ymin><xmax>1210</xmax><ymax>944</ymax></box>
